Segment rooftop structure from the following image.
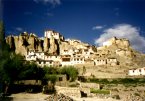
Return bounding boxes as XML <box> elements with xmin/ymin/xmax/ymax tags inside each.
<box><xmin>44</xmin><ymin>30</ymin><xmax>64</xmax><ymax>40</ymax></box>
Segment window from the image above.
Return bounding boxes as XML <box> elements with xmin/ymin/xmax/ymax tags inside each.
<box><xmin>59</xmin><ymin>77</ymin><xmax>63</xmax><ymax>81</ymax></box>
<box><xmin>62</xmin><ymin>58</ymin><xmax>70</xmax><ymax>62</ymax></box>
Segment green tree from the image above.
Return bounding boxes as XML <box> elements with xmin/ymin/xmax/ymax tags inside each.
<box><xmin>0</xmin><ymin>52</ymin><xmax>24</xmax><ymax>94</ymax></box>
<box><xmin>60</xmin><ymin>66</ymin><xmax>78</xmax><ymax>81</ymax></box>
<box><xmin>43</xmin><ymin>66</ymin><xmax>59</xmax><ymax>74</ymax></box>
<box><xmin>43</xmin><ymin>66</ymin><xmax>58</xmax><ymax>84</ymax></box>
<box><xmin>18</xmin><ymin>62</ymin><xmax>42</xmax><ymax>80</ymax></box>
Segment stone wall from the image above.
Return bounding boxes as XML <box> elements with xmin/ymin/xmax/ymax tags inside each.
<box><xmin>55</xmin><ymin>86</ymin><xmax>81</xmax><ymax>98</ymax></box>
<box><xmin>80</xmin><ymin>83</ymin><xmax>100</xmax><ymax>89</ymax></box>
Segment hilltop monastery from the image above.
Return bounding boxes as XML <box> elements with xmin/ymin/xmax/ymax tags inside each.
<box><xmin>6</xmin><ymin>30</ymin><xmax>134</xmax><ymax>67</ymax></box>
<box><xmin>23</xmin><ymin>30</ymin><xmax>122</xmax><ymax>67</ymax></box>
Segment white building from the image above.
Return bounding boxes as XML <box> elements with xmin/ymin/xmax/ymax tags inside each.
<box><xmin>94</xmin><ymin>58</ymin><xmax>107</xmax><ymax>66</ymax></box>
<box><xmin>128</xmin><ymin>67</ymin><xmax>145</xmax><ymax>76</ymax></box>
<box><xmin>60</xmin><ymin>49</ymin><xmax>74</xmax><ymax>56</ymax></box>
<box><xmin>65</xmin><ymin>39</ymin><xmax>81</xmax><ymax>45</ymax></box>
<box><xmin>107</xmin><ymin>58</ymin><xmax>118</xmax><ymax>66</ymax></box>
<box><xmin>44</xmin><ymin>30</ymin><xmax>64</xmax><ymax>40</ymax></box>
<box><xmin>61</xmin><ymin>55</ymin><xmax>73</xmax><ymax>66</ymax></box>
<box><xmin>44</xmin><ymin>55</ymin><xmax>61</xmax><ymax>61</ymax></box>
<box><xmin>94</xmin><ymin>57</ymin><xmax>118</xmax><ymax>66</ymax></box>
<box><xmin>71</xmin><ymin>55</ymin><xmax>85</xmax><ymax>65</ymax></box>
<box><xmin>37</xmin><ymin>60</ymin><xmax>54</xmax><ymax>67</ymax></box>
<box><xmin>26</xmin><ymin>50</ymin><xmax>45</xmax><ymax>60</ymax></box>
<box><xmin>26</xmin><ymin>55</ymin><xmax>37</xmax><ymax>61</ymax></box>
<box><xmin>60</xmin><ymin>55</ymin><xmax>85</xmax><ymax>66</ymax></box>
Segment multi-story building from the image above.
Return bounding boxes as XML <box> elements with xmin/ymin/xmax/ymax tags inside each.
<box><xmin>44</xmin><ymin>30</ymin><xmax>64</xmax><ymax>40</ymax></box>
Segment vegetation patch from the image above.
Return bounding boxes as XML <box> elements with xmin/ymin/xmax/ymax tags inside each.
<box><xmin>90</xmin><ymin>88</ymin><xmax>110</xmax><ymax>94</ymax></box>
<box><xmin>88</xmin><ymin>78</ymin><xmax>145</xmax><ymax>85</ymax></box>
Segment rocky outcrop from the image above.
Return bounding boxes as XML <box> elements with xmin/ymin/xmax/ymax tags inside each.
<box><xmin>6</xmin><ymin>33</ymin><xmax>39</xmax><ymax>56</ymax></box>
<box><xmin>37</xmin><ymin>39</ymin><xmax>43</xmax><ymax>52</ymax></box>
<box><xmin>6</xmin><ymin>35</ymin><xmax>15</xmax><ymax>50</ymax></box>
<box><xmin>49</xmin><ymin>37</ymin><xmax>59</xmax><ymax>55</ymax></box>
<box><xmin>103</xmin><ymin>37</ymin><xmax>130</xmax><ymax>49</ymax></box>
<box><xmin>14</xmin><ymin>35</ymin><xmax>28</xmax><ymax>56</ymax></box>
<box><xmin>27</xmin><ymin>36</ymin><xmax>36</xmax><ymax>50</ymax></box>
<box><xmin>5</xmin><ymin>31</ymin><xmax>140</xmax><ymax>65</ymax></box>
<box><xmin>43</xmin><ymin>37</ymin><xmax>49</xmax><ymax>52</ymax></box>
<box><xmin>6</xmin><ymin>32</ymin><xmax>61</xmax><ymax>56</ymax></box>
<box><xmin>59</xmin><ymin>41</ymin><xmax>71</xmax><ymax>53</ymax></box>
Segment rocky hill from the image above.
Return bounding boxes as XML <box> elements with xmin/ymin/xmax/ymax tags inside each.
<box><xmin>5</xmin><ymin>31</ymin><xmax>94</xmax><ymax>56</ymax></box>
<box><xmin>5</xmin><ymin>30</ymin><xmax>145</xmax><ymax>70</ymax></box>
<box><xmin>97</xmin><ymin>37</ymin><xmax>145</xmax><ymax>67</ymax></box>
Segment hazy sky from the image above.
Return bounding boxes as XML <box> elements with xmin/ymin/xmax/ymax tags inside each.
<box><xmin>2</xmin><ymin>0</ymin><xmax>145</xmax><ymax>52</ymax></box>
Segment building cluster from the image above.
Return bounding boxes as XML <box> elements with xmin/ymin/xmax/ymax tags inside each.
<box><xmin>25</xmin><ymin>30</ymin><xmax>119</xmax><ymax>67</ymax></box>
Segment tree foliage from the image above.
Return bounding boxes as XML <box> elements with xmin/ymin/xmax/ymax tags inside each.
<box><xmin>59</xmin><ymin>66</ymin><xmax>78</xmax><ymax>81</ymax></box>
<box><xmin>18</xmin><ymin>62</ymin><xmax>42</xmax><ymax>80</ymax></box>
<box><xmin>0</xmin><ymin>53</ymin><xmax>24</xmax><ymax>83</ymax></box>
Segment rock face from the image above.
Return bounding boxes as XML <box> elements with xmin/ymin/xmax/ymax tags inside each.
<box><xmin>5</xmin><ymin>32</ymin><xmax>61</xmax><ymax>56</ymax></box>
<box><xmin>44</xmin><ymin>38</ymin><xmax>49</xmax><ymax>52</ymax></box>
<box><xmin>27</xmin><ymin>35</ymin><xmax>36</xmax><ymax>50</ymax></box>
<box><xmin>103</xmin><ymin>37</ymin><xmax>130</xmax><ymax>48</ymax></box>
<box><xmin>6</xmin><ymin>35</ymin><xmax>15</xmax><ymax>50</ymax></box>
<box><xmin>14</xmin><ymin>35</ymin><xmax>28</xmax><ymax>56</ymax></box>
<box><xmin>38</xmin><ymin>39</ymin><xmax>43</xmax><ymax>52</ymax></box>
<box><xmin>49</xmin><ymin>37</ymin><xmax>59</xmax><ymax>55</ymax></box>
